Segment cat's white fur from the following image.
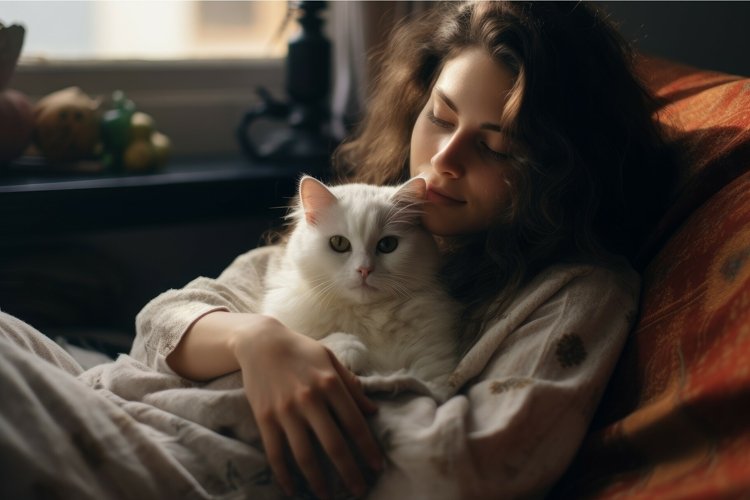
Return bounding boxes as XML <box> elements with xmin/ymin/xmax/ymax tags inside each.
<box><xmin>261</xmin><ymin>176</ymin><xmax>460</xmax><ymax>401</ymax></box>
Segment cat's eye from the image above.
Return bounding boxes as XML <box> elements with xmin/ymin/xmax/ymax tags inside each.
<box><xmin>376</xmin><ymin>236</ymin><xmax>398</xmax><ymax>254</ymax></box>
<box><xmin>329</xmin><ymin>235</ymin><xmax>351</xmax><ymax>253</ymax></box>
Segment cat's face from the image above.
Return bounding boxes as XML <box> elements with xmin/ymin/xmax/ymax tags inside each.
<box><xmin>287</xmin><ymin>176</ymin><xmax>441</xmax><ymax>305</ymax></box>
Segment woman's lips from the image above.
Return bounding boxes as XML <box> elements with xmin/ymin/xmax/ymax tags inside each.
<box><xmin>427</xmin><ymin>186</ymin><xmax>465</xmax><ymax>205</ymax></box>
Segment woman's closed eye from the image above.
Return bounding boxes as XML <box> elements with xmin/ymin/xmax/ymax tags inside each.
<box><xmin>426</xmin><ymin>110</ymin><xmax>453</xmax><ymax>129</ymax></box>
<box><xmin>427</xmin><ymin>109</ymin><xmax>510</xmax><ymax>161</ymax></box>
<box><xmin>480</xmin><ymin>141</ymin><xmax>511</xmax><ymax>161</ymax></box>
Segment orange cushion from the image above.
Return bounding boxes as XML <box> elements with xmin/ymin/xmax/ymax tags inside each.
<box><xmin>638</xmin><ymin>57</ymin><xmax>750</xmax><ymax>258</ymax></box>
<box><xmin>553</xmin><ymin>59</ymin><xmax>750</xmax><ymax>499</ymax></box>
<box><xmin>556</xmin><ymin>168</ymin><xmax>750</xmax><ymax>499</ymax></box>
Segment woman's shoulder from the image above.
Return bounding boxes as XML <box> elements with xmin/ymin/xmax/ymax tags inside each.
<box><xmin>518</xmin><ymin>257</ymin><xmax>641</xmax><ymax>310</ymax></box>
<box><xmin>540</xmin><ymin>256</ymin><xmax>639</xmax><ymax>287</ymax></box>
<box><xmin>237</xmin><ymin>244</ymin><xmax>282</xmax><ymax>264</ymax></box>
<box><xmin>451</xmin><ymin>257</ymin><xmax>641</xmax><ymax>390</ymax></box>
<box><xmin>218</xmin><ymin>244</ymin><xmax>284</xmax><ymax>281</ymax></box>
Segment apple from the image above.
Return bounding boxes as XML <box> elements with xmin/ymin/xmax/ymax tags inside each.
<box><xmin>130</xmin><ymin>111</ymin><xmax>155</xmax><ymax>141</ymax></box>
<box><xmin>0</xmin><ymin>23</ymin><xmax>33</xmax><ymax>163</ymax></box>
<box><xmin>151</xmin><ymin>131</ymin><xmax>171</xmax><ymax>167</ymax></box>
<box><xmin>0</xmin><ymin>87</ymin><xmax>33</xmax><ymax>163</ymax></box>
<box><xmin>123</xmin><ymin>140</ymin><xmax>155</xmax><ymax>171</ymax></box>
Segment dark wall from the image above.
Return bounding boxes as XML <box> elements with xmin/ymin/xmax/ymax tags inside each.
<box><xmin>600</xmin><ymin>1</ymin><xmax>750</xmax><ymax>77</ymax></box>
<box><xmin>0</xmin><ymin>217</ymin><xmax>277</xmax><ymax>339</ymax></box>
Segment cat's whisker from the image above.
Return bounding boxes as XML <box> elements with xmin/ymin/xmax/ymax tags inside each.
<box><xmin>386</xmin><ymin>200</ymin><xmax>425</xmax><ymax>223</ymax></box>
<box><xmin>380</xmin><ymin>277</ymin><xmax>414</xmax><ymax>300</ymax></box>
<box><xmin>385</xmin><ymin>274</ymin><xmax>437</xmax><ymax>297</ymax></box>
<box><xmin>308</xmin><ymin>278</ymin><xmax>340</xmax><ymax>309</ymax></box>
<box><xmin>389</xmin><ymin>268</ymin><xmax>436</xmax><ymax>282</ymax></box>
<box><xmin>318</xmin><ymin>286</ymin><xmax>339</xmax><ymax>309</ymax></box>
<box><xmin>308</xmin><ymin>277</ymin><xmax>334</xmax><ymax>296</ymax></box>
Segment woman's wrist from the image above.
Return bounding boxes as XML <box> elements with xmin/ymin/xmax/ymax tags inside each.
<box><xmin>168</xmin><ymin>311</ymin><xmax>282</xmax><ymax>381</ymax></box>
<box><xmin>228</xmin><ymin>313</ymin><xmax>285</xmax><ymax>367</ymax></box>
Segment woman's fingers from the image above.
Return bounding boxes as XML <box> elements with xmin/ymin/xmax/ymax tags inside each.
<box><xmin>282</xmin><ymin>411</ymin><xmax>331</xmax><ymax>499</ymax></box>
<box><xmin>305</xmin><ymin>392</ymin><xmax>368</xmax><ymax>497</ymax></box>
<box><xmin>257</xmin><ymin>418</ymin><xmax>296</xmax><ymax>497</ymax></box>
<box><xmin>328</xmin><ymin>352</ymin><xmax>385</xmax><ymax>472</ymax></box>
<box><xmin>239</xmin><ymin>327</ymin><xmax>384</xmax><ymax>497</ymax></box>
<box><xmin>328</xmin><ymin>350</ymin><xmax>378</xmax><ymax>415</ymax></box>
<box><xmin>285</xmin><ymin>373</ymin><xmax>380</xmax><ymax>498</ymax></box>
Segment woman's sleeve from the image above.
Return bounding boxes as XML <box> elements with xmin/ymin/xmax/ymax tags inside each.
<box><xmin>129</xmin><ymin>245</ymin><xmax>279</xmax><ymax>373</ymax></box>
<box><xmin>370</xmin><ymin>263</ymin><xmax>640</xmax><ymax>500</ymax></box>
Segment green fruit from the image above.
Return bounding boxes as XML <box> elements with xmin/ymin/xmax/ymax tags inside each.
<box><xmin>100</xmin><ymin>90</ymin><xmax>135</xmax><ymax>154</ymax></box>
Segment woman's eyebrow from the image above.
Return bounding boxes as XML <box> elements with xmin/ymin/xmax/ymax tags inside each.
<box><xmin>434</xmin><ymin>86</ymin><xmax>504</xmax><ymax>133</ymax></box>
<box><xmin>435</xmin><ymin>87</ymin><xmax>459</xmax><ymax>112</ymax></box>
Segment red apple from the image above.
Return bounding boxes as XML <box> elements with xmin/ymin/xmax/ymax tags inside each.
<box><xmin>0</xmin><ymin>22</ymin><xmax>32</xmax><ymax>163</ymax></box>
<box><xmin>0</xmin><ymin>87</ymin><xmax>34</xmax><ymax>163</ymax></box>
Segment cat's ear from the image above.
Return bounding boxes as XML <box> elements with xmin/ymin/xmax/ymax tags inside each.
<box><xmin>389</xmin><ymin>176</ymin><xmax>427</xmax><ymax>225</ymax></box>
<box><xmin>392</xmin><ymin>176</ymin><xmax>427</xmax><ymax>204</ymax></box>
<box><xmin>299</xmin><ymin>176</ymin><xmax>337</xmax><ymax>225</ymax></box>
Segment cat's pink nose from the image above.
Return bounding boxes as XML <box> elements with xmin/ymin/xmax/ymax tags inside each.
<box><xmin>357</xmin><ymin>266</ymin><xmax>373</xmax><ymax>279</ymax></box>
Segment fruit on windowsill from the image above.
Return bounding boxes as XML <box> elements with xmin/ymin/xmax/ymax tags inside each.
<box><xmin>0</xmin><ymin>87</ymin><xmax>33</xmax><ymax>163</ymax></box>
<box><xmin>32</xmin><ymin>86</ymin><xmax>102</xmax><ymax>162</ymax></box>
<box><xmin>151</xmin><ymin>131</ymin><xmax>171</xmax><ymax>166</ymax></box>
<box><xmin>100</xmin><ymin>91</ymin><xmax>171</xmax><ymax>172</ymax></box>
<box><xmin>0</xmin><ymin>22</ymin><xmax>33</xmax><ymax>163</ymax></box>
<box><xmin>122</xmin><ymin>133</ymin><xmax>171</xmax><ymax>171</ymax></box>
<box><xmin>100</xmin><ymin>90</ymin><xmax>135</xmax><ymax>156</ymax></box>
<box><xmin>120</xmin><ymin>116</ymin><xmax>171</xmax><ymax>171</ymax></box>
<box><xmin>130</xmin><ymin>111</ymin><xmax>155</xmax><ymax>141</ymax></box>
<box><xmin>123</xmin><ymin>140</ymin><xmax>155</xmax><ymax>171</ymax></box>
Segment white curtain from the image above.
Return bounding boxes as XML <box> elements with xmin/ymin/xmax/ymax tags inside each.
<box><xmin>329</xmin><ymin>1</ymin><xmax>436</xmax><ymax>139</ymax></box>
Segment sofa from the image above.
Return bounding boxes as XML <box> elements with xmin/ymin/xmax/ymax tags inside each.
<box><xmin>553</xmin><ymin>57</ymin><xmax>750</xmax><ymax>498</ymax></box>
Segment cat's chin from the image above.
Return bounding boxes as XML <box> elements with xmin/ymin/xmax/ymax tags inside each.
<box><xmin>344</xmin><ymin>284</ymin><xmax>384</xmax><ymax>304</ymax></box>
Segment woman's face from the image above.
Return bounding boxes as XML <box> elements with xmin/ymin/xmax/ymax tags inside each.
<box><xmin>410</xmin><ymin>47</ymin><xmax>516</xmax><ymax>237</ymax></box>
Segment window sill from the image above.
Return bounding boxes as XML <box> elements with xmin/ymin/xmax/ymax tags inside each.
<box><xmin>0</xmin><ymin>157</ymin><xmax>321</xmax><ymax>237</ymax></box>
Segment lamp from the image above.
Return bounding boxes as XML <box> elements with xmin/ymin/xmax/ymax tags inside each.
<box><xmin>236</xmin><ymin>1</ymin><xmax>333</xmax><ymax>168</ymax></box>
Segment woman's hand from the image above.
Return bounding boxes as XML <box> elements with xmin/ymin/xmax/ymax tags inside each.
<box><xmin>232</xmin><ymin>316</ymin><xmax>384</xmax><ymax>499</ymax></box>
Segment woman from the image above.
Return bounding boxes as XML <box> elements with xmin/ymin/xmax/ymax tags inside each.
<box><xmin>160</xmin><ymin>1</ymin><xmax>672</xmax><ymax>497</ymax></box>
<box><xmin>0</xmin><ymin>2</ymin><xmax>674</xmax><ymax>499</ymax></box>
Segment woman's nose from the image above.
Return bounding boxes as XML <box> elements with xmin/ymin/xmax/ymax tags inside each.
<box><xmin>431</xmin><ymin>133</ymin><xmax>466</xmax><ymax>178</ymax></box>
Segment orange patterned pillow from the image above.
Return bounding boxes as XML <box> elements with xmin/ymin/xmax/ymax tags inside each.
<box><xmin>555</xmin><ymin>169</ymin><xmax>750</xmax><ymax>499</ymax></box>
<box><xmin>554</xmin><ymin>57</ymin><xmax>750</xmax><ymax>499</ymax></box>
<box><xmin>638</xmin><ymin>57</ymin><xmax>750</xmax><ymax>258</ymax></box>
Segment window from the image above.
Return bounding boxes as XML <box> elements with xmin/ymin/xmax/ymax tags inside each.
<box><xmin>5</xmin><ymin>1</ymin><xmax>290</xmax><ymax>60</ymax></box>
<box><xmin>4</xmin><ymin>1</ymin><xmax>298</xmax><ymax>159</ymax></box>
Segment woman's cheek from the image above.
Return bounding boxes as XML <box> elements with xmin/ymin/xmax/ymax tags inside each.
<box><xmin>410</xmin><ymin>117</ymin><xmax>432</xmax><ymax>170</ymax></box>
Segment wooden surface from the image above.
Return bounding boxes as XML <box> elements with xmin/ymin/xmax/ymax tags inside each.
<box><xmin>0</xmin><ymin>159</ymin><xmax>322</xmax><ymax>236</ymax></box>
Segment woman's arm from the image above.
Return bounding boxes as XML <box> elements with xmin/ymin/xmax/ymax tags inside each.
<box><xmin>165</xmin><ymin>310</ymin><xmax>268</xmax><ymax>381</ymax></box>
<box><xmin>131</xmin><ymin>247</ymin><xmax>274</xmax><ymax>372</ymax></box>
<box><xmin>167</xmin><ymin>309</ymin><xmax>384</xmax><ymax>498</ymax></box>
<box><xmin>132</xmin><ymin>247</ymin><xmax>384</xmax><ymax>498</ymax></box>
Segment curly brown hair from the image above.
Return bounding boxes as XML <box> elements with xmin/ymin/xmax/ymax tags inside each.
<box><xmin>333</xmin><ymin>1</ymin><xmax>675</xmax><ymax>336</ymax></box>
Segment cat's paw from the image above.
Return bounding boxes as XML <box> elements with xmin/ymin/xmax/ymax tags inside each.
<box><xmin>320</xmin><ymin>332</ymin><xmax>369</xmax><ymax>374</ymax></box>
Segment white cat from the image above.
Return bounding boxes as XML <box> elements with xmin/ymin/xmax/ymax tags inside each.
<box><xmin>261</xmin><ymin>176</ymin><xmax>460</xmax><ymax>401</ymax></box>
